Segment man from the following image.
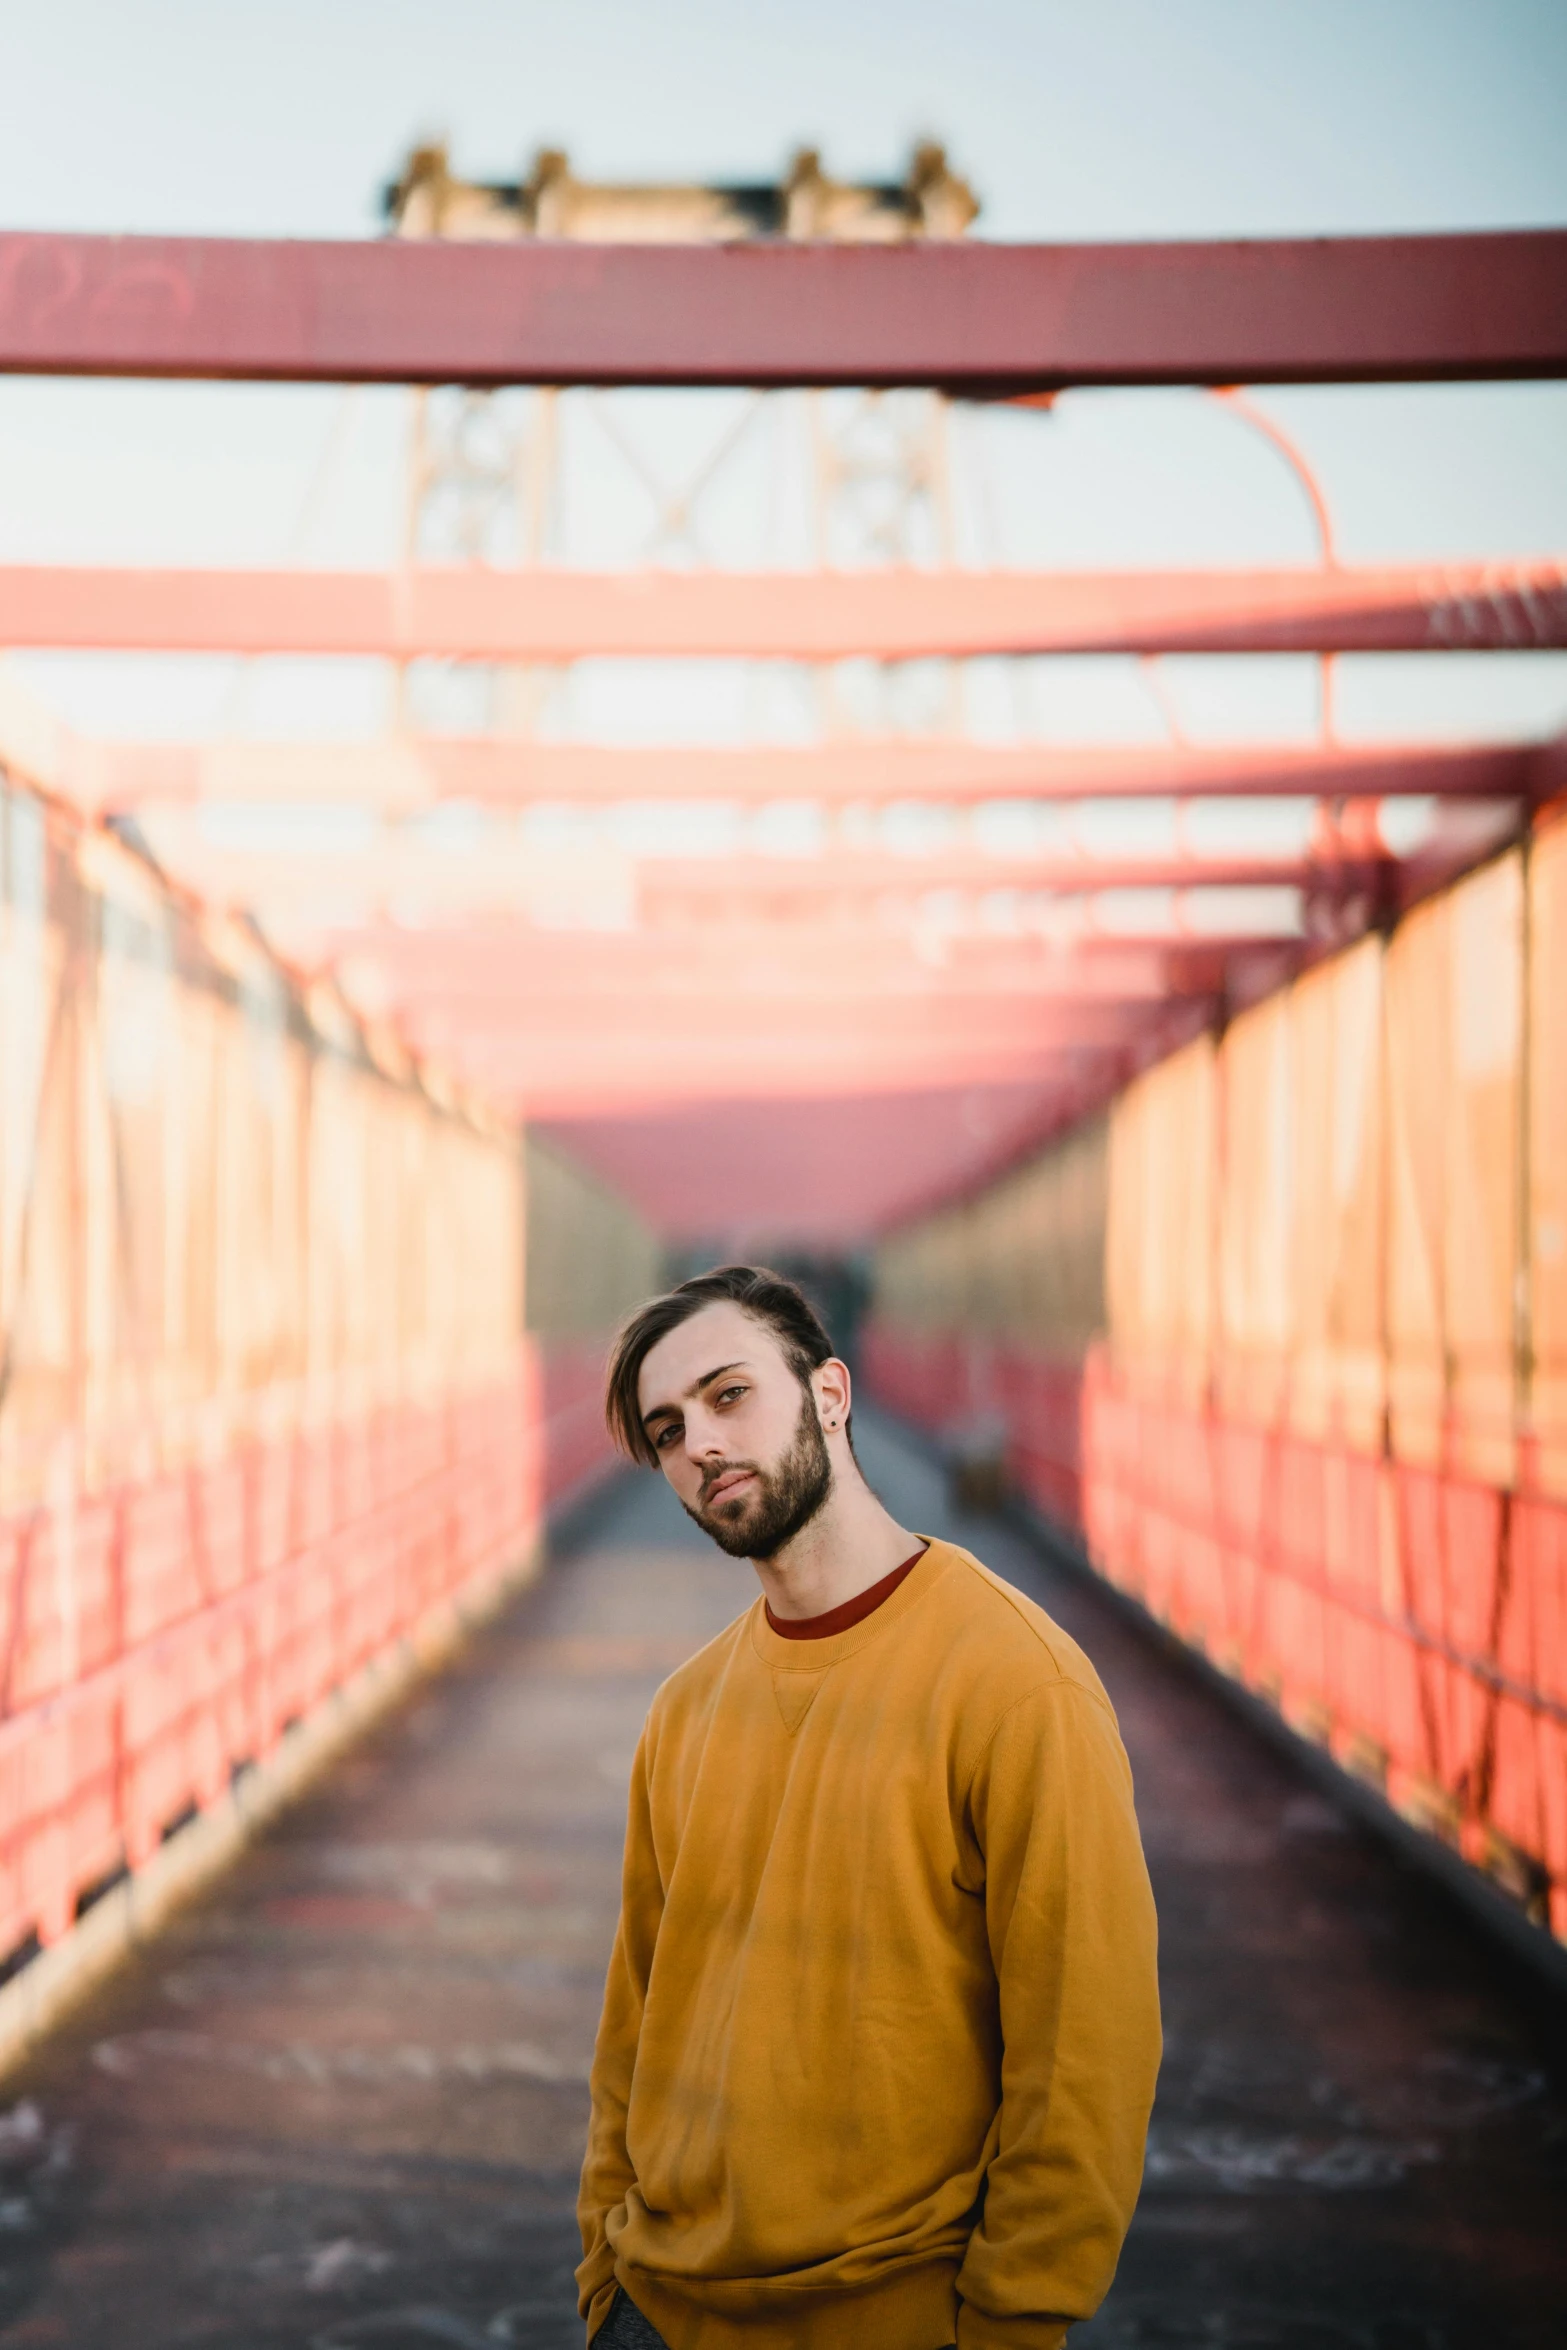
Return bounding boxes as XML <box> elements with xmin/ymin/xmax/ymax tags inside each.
<box><xmin>578</xmin><ymin>1265</ymin><xmax>1160</xmax><ymax>2350</ymax></box>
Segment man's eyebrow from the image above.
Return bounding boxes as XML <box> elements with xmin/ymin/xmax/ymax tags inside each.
<box><xmin>640</xmin><ymin>1360</ymin><xmax>750</xmax><ymax>1430</ymax></box>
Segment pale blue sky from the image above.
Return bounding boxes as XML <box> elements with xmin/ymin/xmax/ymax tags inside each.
<box><xmin>5</xmin><ymin>0</ymin><xmax>1566</xmax><ymax>240</ymax></box>
<box><xmin>1</xmin><ymin>0</ymin><xmax>1564</xmax><ymax>751</ymax></box>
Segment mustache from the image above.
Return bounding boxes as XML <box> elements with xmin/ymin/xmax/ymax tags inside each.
<box><xmin>698</xmin><ymin>1459</ymin><xmax>761</xmax><ymax>1505</ymax></box>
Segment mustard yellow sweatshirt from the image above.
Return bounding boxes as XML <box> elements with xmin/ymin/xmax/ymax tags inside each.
<box><xmin>577</xmin><ymin>1538</ymin><xmax>1160</xmax><ymax>2350</ymax></box>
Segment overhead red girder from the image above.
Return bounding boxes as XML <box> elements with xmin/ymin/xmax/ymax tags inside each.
<box><xmin>330</xmin><ymin>928</ymin><xmax>1246</xmax><ymax>1007</ymax></box>
<box><xmin>85</xmin><ymin>733</ymin><xmax>1560</xmax><ymax>813</ymax></box>
<box><xmin>474</xmin><ymin>1059</ymin><xmax>1116</xmax><ymax>1121</ymax></box>
<box><xmin>632</xmin><ymin>851</ymin><xmax>1369</xmax><ymax>907</ymax></box>
<box><xmin>541</xmin><ymin>1085</ymin><xmax>1131</xmax><ymax>1245</ymax></box>
<box><xmin>398</xmin><ymin>1012</ymin><xmax>1184</xmax><ymax>1071</ymax></box>
<box><xmin>632</xmin><ymin>811</ymin><xmax>1520</xmax><ymax>928</ymax></box>
<box><xmin>6</xmin><ymin>559</ymin><xmax>1566</xmax><ymax>658</ymax></box>
<box><xmin>350</xmin><ymin>975</ymin><xmax>1193</xmax><ymax>1028</ymax></box>
<box><xmin>407</xmin><ymin>984</ymin><xmax>1234</xmax><ymax>1118</ymax></box>
<box><xmin>422</xmin><ymin>1019</ymin><xmax>1141</xmax><ymax>1109</ymax></box>
<box><xmin>1</xmin><ymin>230</ymin><xmax>1564</xmax><ymax>386</ymax></box>
<box><xmin>139</xmin><ymin>833</ymin><xmax>1348</xmax><ymax>924</ymax></box>
<box><xmin>424</xmin><ymin>971</ymin><xmax>1232</xmax><ymax>1104</ymax></box>
<box><xmin>439</xmin><ymin>1005</ymin><xmax>1146</xmax><ymax>1056</ymax></box>
<box><xmin>325</xmin><ymin>955</ymin><xmax>1306</xmax><ymax>1120</ymax></box>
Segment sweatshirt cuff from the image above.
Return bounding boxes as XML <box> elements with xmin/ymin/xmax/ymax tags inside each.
<box><xmin>576</xmin><ymin>2241</ymin><xmax>618</xmax><ymax>2324</ymax></box>
<box><xmin>583</xmin><ymin>2277</ymin><xmax>619</xmax><ymax>2342</ymax></box>
<box><xmin>956</xmin><ymin>2309</ymin><xmax>1070</xmax><ymax>2350</ymax></box>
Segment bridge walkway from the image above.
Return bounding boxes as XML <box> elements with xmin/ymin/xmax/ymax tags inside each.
<box><xmin>0</xmin><ymin>1416</ymin><xmax>1563</xmax><ymax>2348</ymax></box>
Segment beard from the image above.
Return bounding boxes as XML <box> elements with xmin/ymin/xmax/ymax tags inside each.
<box><xmin>684</xmin><ymin>1389</ymin><xmax>834</xmax><ymax>1560</ymax></box>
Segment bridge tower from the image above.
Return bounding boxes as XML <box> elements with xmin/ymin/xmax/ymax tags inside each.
<box><xmin>384</xmin><ymin>140</ymin><xmax>980</xmax><ymax>737</ymax></box>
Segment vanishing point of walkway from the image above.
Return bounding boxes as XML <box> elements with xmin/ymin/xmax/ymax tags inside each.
<box><xmin>0</xmin><ymin>1417</ymin><xmax>1564</xmax><ymax>2348</ymax></box>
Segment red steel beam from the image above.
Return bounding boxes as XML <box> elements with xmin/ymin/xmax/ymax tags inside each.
<box><xmin>500</xmin><ymin>1022</ymin><xmax>1224</xmax><ymax>1122</ymax></box>
<box><xmin>633</xmin><ymin>852</ymin><xmax>1362</xmax><ymax>904</ymax></box>
<box><xmin>6</xmin><ymin>560</ymin><xmax>1567</xmax><ymax>657</ymax></box>
<box><xmin>323</xmin><ymin>936</ymin><xmax>1269</xmax><ymax>1113</ymax></box>
<box><xmin>343</xmin><ymin>961</ymin><xmax>1187</xmax><ymax>1012</ymax></box>
<box><xmin>328</xmin><ymin>931</ymin><xmax>1248</xmax><ymax>1008</ymax></box>
<box><xmin>394</xmin><ymin>991</ymin><xmax>1242</xmax><ymax>1116</ymax></box>
<box><xmin>333</xmin><ymin>939</ymin><xmax>1296</xmax><ymax>1005</ymax></box>
<box><xmin>455</xmin><ymin>1052</ymin><xmax>1126</xmax><ymax>1121</ymax></box>
<box><xmin>411</xmin><ymin>1011</ymin><xmax>1144</xmax><ymax>1093</ymax></box>
<box><xmin>426</xmin><ymin>1005</ymin><xmax>1150</xmax><ymax>1052</ymax></box>
<box><xmin>88</xmin><ymin>734</ymin><xmax>1561</xmax><ymax>812</ymax></box>
<box><xmin>138</xmin><ymin>830</ymin><xmax>1359</xmax><ymax>919</ymax></box>
<box><xmin>1</xmin><ymin>231</ymin><xmax>1563</xmax><ymax>388</ymax></box>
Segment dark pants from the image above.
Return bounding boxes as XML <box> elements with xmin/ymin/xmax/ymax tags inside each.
<box><xmin>597</xmin><ymin>2291</ymin><xmax>669</xmax><ymax>2350</ymax></box>
<box><xmin>596</xmin><ymin>2283</ymin><xmax>955</xmax><ymax>2348</ymax></box>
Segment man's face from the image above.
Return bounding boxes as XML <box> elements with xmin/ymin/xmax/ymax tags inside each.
<box><xmin>637</xmin><ymin>1299</ymin><xmax>833</xmax><ymax>1560</ymax></box>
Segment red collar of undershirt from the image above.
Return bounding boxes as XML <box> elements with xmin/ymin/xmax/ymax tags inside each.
<box><xmin>764</xmin><ymin>1544</ymin><xmax>929</xmax><ymax>1641</ymax></box>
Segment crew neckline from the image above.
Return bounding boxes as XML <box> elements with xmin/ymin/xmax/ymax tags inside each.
<box><xmin>750</xmin><ymin>1537</ymin><xmax>945</xmax><ymax>1670</ymax></box>
<box><xmin>764</xmin><ymin>1544</ymin><xmax>928</xmax><ymax>1640</ymax></box>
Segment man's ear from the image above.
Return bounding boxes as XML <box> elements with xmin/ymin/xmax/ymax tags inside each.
<box><xmin>815</xmin><ymin>1356</ymin><xmax>852</xmax><ymax>1431</ymax></box>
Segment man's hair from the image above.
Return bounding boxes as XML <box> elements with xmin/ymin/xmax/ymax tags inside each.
<box><xmin>604</xmin><ymin>1264</ymin><xmax>840</xmax><ymax>1469</ymax></box>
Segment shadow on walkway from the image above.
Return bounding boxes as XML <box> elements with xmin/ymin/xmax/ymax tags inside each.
<box><xmin>0</xmin><ymin>1414</ymin><xmax>1562</xmax><ymax>2347</ymax></box>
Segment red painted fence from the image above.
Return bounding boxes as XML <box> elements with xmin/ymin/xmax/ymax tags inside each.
<box><xmin>1079</xmin><ymin>1348</ymin><xmax>1567</xmax><ymax>1939</ymax></box>
<box><xmin>0</xmin><ymin>1342</ymin><xmax>616</xmax><ymax>1970</ymax></box>
<box><xmin>862</xmin><ymin>1320</ymin><xmax>1567</xmax><ymax>1942</ymax></box>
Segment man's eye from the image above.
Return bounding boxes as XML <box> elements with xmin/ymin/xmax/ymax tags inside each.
<box><xmin>653</xmin><ymin>1424</ymin><xmax>681</xmax><ymax>1449</ymax></box>
<box><xmin>716</xmin><ymin>1386</ymin><xmax>746</xmax><ymax>1405</ymax></box>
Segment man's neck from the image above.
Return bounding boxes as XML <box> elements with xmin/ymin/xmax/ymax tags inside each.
<box><xmin>752</xmin><ymin>1468</ymin><xmax>921</xmax><ymax>1622</ymax></box>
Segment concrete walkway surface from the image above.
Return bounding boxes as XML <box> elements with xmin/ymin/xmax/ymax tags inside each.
<box><xmin>0</xmin><ymin>1414</ymin><xmax>1563</xmax><ymax>2348</ymax></box>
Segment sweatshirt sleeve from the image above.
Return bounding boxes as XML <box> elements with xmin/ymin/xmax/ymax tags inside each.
<box><xmin>954</xmin><ymin>1677</ymin><xmax>1161</xmax><ymax>2350</ymax></box>
<box><xmin>576</xmin><ymin>1725</ymin><xmax>665</xmax><ymax>2338</ymax></box>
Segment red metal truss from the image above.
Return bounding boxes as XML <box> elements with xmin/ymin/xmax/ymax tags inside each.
<box><xmin>136</xmin><ymin>823</ymin><xmax>1378</xmax><ymax>923</ymax></box>
<box><xmin>406</xmin><ymin>1011</ymin><xmax>1156</xmax><ymax>1118</ymax></box>
<box><xmin>6</xmin><ymin>560</ymin><xmax>1566</xmax><ymax>658</ymax></box>
<box><xmin>634</xmin><ymin>810</ymin><xmax>1519</xmax><ymax>930</ymax></box>
<box><xmin>470</xmin><ymin>1058</ymin><xmax>1111</xmax><ymax>1123</ymax></box>
<box><xmin>633</xmin><ymin>851</ymin><xmax>1370</xmax><ymax>908</ymax></box>
<box><xmin>539</xmin><ymin>1087</ymin><xmax>1120</xmax><ymax>1245</ymax></box>
<box><xmin>439</xmin><ymin>996</ymin><xmax>1150</xmax><ymax>1050</ymax></box>
<box><xmin>85</xmin><ymin>734</ymin><xmax>1560</xmax><ymax>814</ymax></box>
<box><xmin>333</xmin><ymin>933</ymin><xmax>1208</xmax><ymax>1009</ymax></box>
<box><xmin>313</xmin><ymin>935</ymin><xmax>1288</xmax><ymax>1116</ymax></box>
<box><xmin>1</xmin><ymin>230</ymin><xmax>1564</xmax><ymax>387</ymax></box>
<box><xmin>391</xmin><ymin>981</ymin><xmax>1238</xmax><ymax>1118</ymax></box>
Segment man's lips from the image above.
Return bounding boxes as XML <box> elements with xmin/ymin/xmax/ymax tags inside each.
<box><xmin>703</xmin><ymin>1469</ymin><xmax>757</xmax><ymax>1507</ymax></box>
